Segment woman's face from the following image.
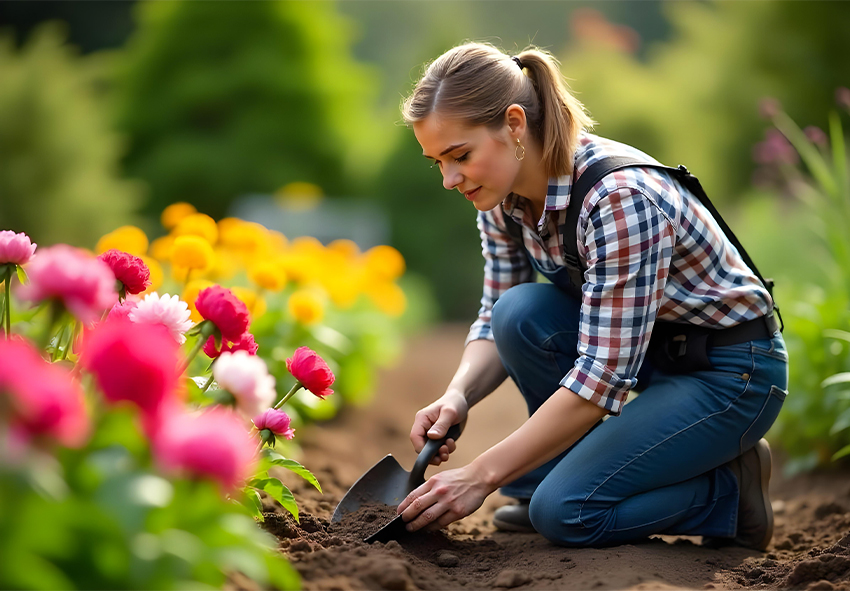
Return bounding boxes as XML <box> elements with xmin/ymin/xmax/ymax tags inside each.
<box><xmin>413</xmin><ymin>113</ymin><xmax>520</xmax><ymax>213</ymax></box>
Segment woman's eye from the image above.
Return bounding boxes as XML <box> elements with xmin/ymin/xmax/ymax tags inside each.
<box><xmin>454</xmin><ymin>152</ymin><xmax>469</xmax><ymax>163</ymax></box>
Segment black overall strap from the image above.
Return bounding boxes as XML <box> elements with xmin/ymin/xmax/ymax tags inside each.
<box><xmin>566</xmin><ymin>156</ymin><xmax>782</xmax><ymax>330</ymax></box>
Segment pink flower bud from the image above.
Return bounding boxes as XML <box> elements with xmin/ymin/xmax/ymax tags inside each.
<box><xmin>195</xmin><ymin>286</ymin><xmax>250</xmax><ymax>341</ymax></box>
<box><xmin>286</xmin><ymin>346</ymin><xmax>335</xmax><ymax>399</ymax></box>
<box><xmin>203</xmin><ymin>331</ymin><xmax>259</xmax><ymax>358</ymax></box>
<box><xmin>753</xmin><ymin>129</ymin><xmax>799</xmax><ymax>166</ymax></box>
<box><xmin>836</xmin><ymin>87</ymin><xmax>850</xmax><ymax>111</ymax></box>
<box><xmin>153</xmin><ymin>406</ymin><xmax>257</xmax><ymax>492</ymax></box>
<box><xmin>16</xmin><ymin>245</ymin><xmax>117</xmax><ymax>324</ymax></box>
<box><xmin>97</xmin><ymin>249</ymin><xmax>151</xmax><ymax>295</ymax></box>
<box><xmin>0</xmin><ymin>230</ymin><xmax>37</xmax><ymax>266</ymax></box>
<box><xmin>253</xmin><ymin>408</ymin><xmax>295</xmax><ymax>440</ymax></box>
<box><xmin>758</xmin><ymin>97</ymin><xmax>782</xmax><ymax>120</ymax></box>
<box><xmin>804</xmin><ymin>126</ymin><xmax>828</xmax><ymax>147</ymax></box>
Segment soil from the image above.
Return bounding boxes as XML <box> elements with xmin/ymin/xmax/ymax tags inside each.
<box><xmin>260</xmin><ymin>324</ymin><xmax>850</xmax><ymax>590</ymax></box>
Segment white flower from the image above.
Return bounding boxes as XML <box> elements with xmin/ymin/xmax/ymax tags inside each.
<box><xmin>128</xmin><ymin>292</ymin><xmax>194</xmax><ymax>344</ymax></box>
<box><xmin>213</xmin><ymin>350</ymin><xmax>277</xmax><ymax>418</ymax></box>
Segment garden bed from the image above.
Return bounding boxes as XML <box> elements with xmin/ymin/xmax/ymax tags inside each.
<box><xmin>266</xmin><ymin>325</ymin><xmax>850</xmax><ymax>590</ymax></box>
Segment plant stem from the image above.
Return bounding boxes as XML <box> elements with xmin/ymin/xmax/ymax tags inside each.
<box><xmin>181</xmin><ymin>320</ymin><xmax>216</xmax><ymax>374</ymax></box>
<box><xmin>39</xmin><ymin>301</ymin><xmax>64</xmax><ymax>352</ymax></box>
<box><xmin>274</xmin><ymin>382</ymin><xmax>302</xmax><ymax>410</ymax></box>
<box><xmin>201</xmin><ymin>373</ymin><xmax>215</xmax><ymax>393</ymax></box>
<box><xmin>3</xmin><ymin>271</ymin><xmax>10</xmax><ymax>339</ymax></box>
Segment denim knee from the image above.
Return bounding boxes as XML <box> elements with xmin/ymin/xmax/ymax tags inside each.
<box><xmin>490</xmin><ymin>283</ymin><xmax>541</xmax><ymax>346</ymax></box>
<box><xmin>529</xmin><ymin>487</ymin><xmax>612</xmax><ymax>547</ymax></box>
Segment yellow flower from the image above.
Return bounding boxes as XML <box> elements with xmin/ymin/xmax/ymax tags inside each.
<box><xmin>328</xmin><ymin>239</ymin><xmax>360</xmax><ymax>259</ymax></box>
<box><xmin>367</xmin><ymin>281</ymin><xmax>407</xmax><ymax>317</ymax></box>
<box><xmin>172</xmin><ymin>213</ymin><xmax>218</xmax><ymax>245</ymax></box>
<box><xmin>148</xmin><ymin>235</ymin><xmax>174</xmax><ymax>261</ymax></box>
<box><xmin>161</xmin><ymin>202</ymin><xmax>197</xmax><ymax>230</ymax></box>
<box><xmin>96</xmin><ymin>226</ymin><xmax>149</xmax><ymax>256</ymax></box>
<box><xmin>140</xmin><ymin>256</ymin><xmax>164</xmax><ymax>294</ymax></box>
<box><xmin>275</xmin><ymin>181</ymin><xmax>323</xmax><ymax>210</ymax></box>
<box><xmin>231</xmin><ymin>286</ymin><xmax>267</xmax><ymax>320</ymax></box>
<box><xmin>248</xmin><ymin>261</ymin><xmax>287</xmax><ymax>292</ymax></box>
<box><xmin>218</xmin><ymin>219</ymin><xmax>270</xmax><ymax>257</ymax></box>
<box><xmin>268</xmin><ymin>230</ymin><xmax>289</xmax><ymax>253</ymax></box>
<box><xmin>207</xmin><ymin>247</ymin><xmax>240</xmax><ymax>281</ymax></box>
<box><xmin>288</xmin><ymin>289</ymin><xmax>324</xmax><ymax>325</ymax></box>
<box><xmin>365</xmin><ymin>245</ymin><xmax>406</xmax><ymax>281</ymax></box>
<box><xmin>171</xmin><ymin>235</ymin><xmax>215</xmax><ymax>275</ymax></box>
<box><xmin>182</xmin><ymin>279</ymin><xmax>215</xmax><ymax>322</ymax></box>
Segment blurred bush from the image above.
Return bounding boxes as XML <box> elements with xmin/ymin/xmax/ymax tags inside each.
<box><xmin>561</xmin><ymin>2</ymin><xmax>850</xmax><ymax>203</ymax></box>
<box><xmin>0</xmin><ymin>23</ymin><xmax>144</xmax><ymax>248</ymax></box>
<box><xmin>112</xmin><ymin>1</ymin><xmax>384</xmax><ymax>220</ymax></box>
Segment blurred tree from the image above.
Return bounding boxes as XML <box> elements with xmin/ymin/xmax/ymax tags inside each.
<box><xmin>0</xmin><ymin>23</ymin><xmax>144</xmax><ymax>248</ymax></box>
<box><xmin>113</xmin><ymin>1</ymin><xmax>382</xmax><ymax>219</ymax></box>
<box><xmin>561</xmin><ymin>1</ymin><xmax>850</xmax><ymax>203</ymax></box>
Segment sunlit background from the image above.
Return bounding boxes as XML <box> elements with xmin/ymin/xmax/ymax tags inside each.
<box><xmin>2</xmin><ymin>0</ymin><xmax>850</xmax><ymax>471</ymax></box>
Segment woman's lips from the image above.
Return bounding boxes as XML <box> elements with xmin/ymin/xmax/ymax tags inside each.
<box><xmin>464</xmin><ymin>187</ymin><xmax>481</xmax><ymax>201</ymax></box>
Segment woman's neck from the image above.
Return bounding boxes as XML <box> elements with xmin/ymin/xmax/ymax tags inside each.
<box><xmin>511</xmin><ymin>141</ymin><xmax>549</xmax><ymax>222</ymax></box>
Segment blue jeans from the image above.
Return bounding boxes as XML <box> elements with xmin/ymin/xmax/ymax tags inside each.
<box><xmin>491</xmin><ymin>283</ymin><xmax>789</xmax><ymax>547</ymax></box>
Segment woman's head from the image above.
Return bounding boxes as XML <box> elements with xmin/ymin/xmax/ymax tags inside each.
<box><xmin>402</xmin><ymin>42</ymin><xmax>594</xmax><ymax>179</ymax></box>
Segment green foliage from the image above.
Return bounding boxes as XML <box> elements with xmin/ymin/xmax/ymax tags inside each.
<box><xmin>0</xmin><ymin>23</ymin><xmax>144</xmax><ymax>248</ymax></box>
<box><xmin>562</xmin><ymin>1</ymin><xmax>850</xmax><ymax>203</ymax></box>
<box><xmin>0</xmin><ymin>410</ymin><xmax>299</xmax><ymax>590</ymax></box>
<box><xmin>112</xmin><ymin>1</ymin><xmax>382</xmax><ymax>219</ymax></box>
<box><xmin>757</xmin><ymin>106</ymin><xmax>850</xmax><ymax>473</ymax></box>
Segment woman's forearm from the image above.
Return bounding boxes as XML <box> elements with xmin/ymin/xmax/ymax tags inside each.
<box><xmin>470</xmin><ymin>387</ymin><xmax>608</xmax><ymax>490</ymax></box>
<box><xmin>445</xmin><ymin>338</ymin><xmax>509</xmax><ymax>408</ymax></box>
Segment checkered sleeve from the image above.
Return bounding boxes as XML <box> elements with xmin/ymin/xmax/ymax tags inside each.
<box><xmin>560</xmin><ymin>185</ymin><xmax>677</xmax><ymax>415</ymax></box>
<box><xmin>466</xmin><ymin>209</ymin><xmax>536</xmax><ymax>345</ymax></box>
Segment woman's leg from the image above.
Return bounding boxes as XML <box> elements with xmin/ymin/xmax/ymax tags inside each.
<box><xmin>527</xmin><ymin>335</ymin><xmax>788</xmax><ymax>547</ymax></box>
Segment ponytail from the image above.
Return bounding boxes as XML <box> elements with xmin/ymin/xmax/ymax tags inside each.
<box><xmin>402</xmin><ymin>43</ymin><xmax>595</xmax><ymax>177</ymax></box>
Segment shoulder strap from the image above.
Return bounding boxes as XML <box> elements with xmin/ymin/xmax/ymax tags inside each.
<box><xmin>565</xmin><ymin>157</ymin><xmax>781</xmax><ymax>329</ymax></box>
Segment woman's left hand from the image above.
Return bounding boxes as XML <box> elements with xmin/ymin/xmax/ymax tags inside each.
<box><xmin>396</xmin><ymin>464</ymin><xmax>496</xmax><ymax>532</ymax></box>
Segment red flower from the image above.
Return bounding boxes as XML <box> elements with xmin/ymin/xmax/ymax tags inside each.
<box><xmin>203</xmin><ymin>331</ymin><xmax>259</xmax><ymax>359</ymax></box>
<box><xmin>80</xmin><ymin>319</ymin><xmax>181</xmax><ymax>420</ymax></box>
<box><xmin>153</xmin><ymin>406</ymin><xmax>257</xmax><ymax>493</ymax></box>
<box><xmin>0</xmin><ymin>338</ymin><xmax>90</xmax><ymax>448</ymax></box>
<box><xmin>285</xmin><ymin>346</ymin><xmax>335</xmax><ymax>399</ymax></box>
<box><xmin>253</xmin><ymin>408</ymin><xmax>295</xmax><ymax>440</ymax></box>
<box><xmin>195</xmin><ymin>286</ymin><xmax>250</xmax><ymax>341</ymax></box>
<box><xmin>97</xmin><ymin>249</ymin><xmax>151</xmax><ymax>295</ymax></box>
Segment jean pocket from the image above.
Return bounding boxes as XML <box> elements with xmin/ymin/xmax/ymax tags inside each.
<box><xmin>739</xmin><ymin>385</ymin><xmax>788</xmax><ymax>454</ymax></box>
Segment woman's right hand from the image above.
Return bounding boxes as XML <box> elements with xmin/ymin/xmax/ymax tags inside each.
<box><xmin>410</xmin><ymin>391</ymin><xmax>469</xmax><ymax>466</ymax></box>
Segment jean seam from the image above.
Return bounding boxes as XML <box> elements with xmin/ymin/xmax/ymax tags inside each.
<box><xmin>540</xmin><ymin>330</ymin><xmax>578</xmax><ymax>352</ymax></box>
<box><xmin>577</xmin><ymin>351</ymin><xmax>756</xmax><ymax>528</ymax></box>
<box><xmin>607</xmin><ymin>502</ymin><xmax>710</xmax><ymax>533</ymax></box>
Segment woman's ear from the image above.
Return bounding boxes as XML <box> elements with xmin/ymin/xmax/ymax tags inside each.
<box><xmin>505</xmin><ymin>104</ymin><xmax>528</xmax><ymax>138</ymax></box>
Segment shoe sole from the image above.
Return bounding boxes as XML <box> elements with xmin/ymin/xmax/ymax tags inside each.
<box><xmin>751</xmin><ymin>439</ymin><xmax>774</xmax><ymax>551</ymax></box>
<box><xmin>492</xmin><ymin>517</ymin><xmax>536</xmax><ymax>533</ymax></box>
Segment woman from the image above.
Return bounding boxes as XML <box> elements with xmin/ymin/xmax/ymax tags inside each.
<box><xmin>395</xmin><ymin>42</ymin><xmax>788</xmax><ymax>550</ymax></box>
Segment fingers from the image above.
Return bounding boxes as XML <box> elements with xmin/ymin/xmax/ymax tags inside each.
<box><xmin>428</xmin><ymin>439</ymin><xmax>457</xmax><ymax>466</ymax></box>
<box><xmin>410</xmin><ymin>405</ymin><xmax>440</xmax><ymax>452</ymax></box>
<box><xmin>399</xmin><ymin>490</ymin><xmax>450</xmax><ymax>532</ymax></box>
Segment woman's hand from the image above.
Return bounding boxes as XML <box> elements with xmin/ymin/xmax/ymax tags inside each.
<box><xmin>396</xmin><ymin>463</ymin><xmax>497</xmax><ymax>532</ymax></box>
<box><xmin>410</xmin><ymin>391</ymin><xmax>469</xmax><ymax>466</ymax></box>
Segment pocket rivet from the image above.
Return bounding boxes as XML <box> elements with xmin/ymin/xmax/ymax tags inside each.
<box><xmin>742</xmin><ymin>373</ymin><xmax>750</xmax><ymax>380</ymax></box>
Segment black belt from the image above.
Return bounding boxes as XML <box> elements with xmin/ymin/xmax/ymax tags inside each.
<box><xmin>710</xmin><ymin>311</ymin><xmax>780</xmax><ymax>348</ymax></box>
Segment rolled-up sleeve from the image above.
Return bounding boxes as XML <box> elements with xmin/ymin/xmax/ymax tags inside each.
<box><xmin>560</xmin><ymin>186</ymin><xmax>676</xmax><ymax>415</ymax></box>
<box><xmin>466</xmin><ymin>208</ymin><xmax>535</xmax><ymax>345</ymax></box>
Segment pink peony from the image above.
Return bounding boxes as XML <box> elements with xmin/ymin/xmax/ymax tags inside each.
<box><xmin>195</xmin><ymin>286</ymin><xmax>250</xmax><ymax>341</ymax></box>
<box><xmin>212</xmin><ymin>350</ymin><xmax>276</xmax><ymax>419</ymax></box>
<box><xmin>804</xmin><ymin>126</ymin><xmax>828</xmax><ymax>147</ymax></box>
<box><xmin>80</xmin><ymin>319</ymin><xmax>181</xmax><ymax>419</ymax></box>
<box><xmin>203</xmin><ymin>331</ymin><xmax>258</xmax><ymax>358</ymax></box>
<box><xmin>152</xmin><ymin>406</ymin><xmax>257</xmax><ymax>492</ymax></box>
<box><xmin>97</xmin><ymin>249</ymin><xmax>151</xmax><ymax>295</ymax></box>
<box><xmin>106</xmin><ymin>297</ymin><xmax>139</xmax><ymax>323</ymax></box>
<box><xmin>837</xmin><ymin>87</ymin><xmax>850</xmax><ymax>111</ymax></box>
<box><xmin>0</xmin><ymin>338</ymin><xmax>90</xmax><ymax>448</ymax></box>
<box><xmin>253</xmin><ymin>408</ymin><xmax>295</xmax><ymax>440</ymax></box>
<box><xmin>17</xmin><ymin>245</ymin><xmax>117</xmax><ymax>324</ymax></box>
<box><xmin>286</xmin><ymin>346</ymin><xmax>335</xmax><ymax>399</ymax></box>
<box><xmin>128</xmin><ymin>292</ymin><xmax>194</xmax><ymax>344</ymax></box>
<box><xmin>0</xmin><ymin>230</ymin><xmax>37</xmax><ymax>265</ymax></box>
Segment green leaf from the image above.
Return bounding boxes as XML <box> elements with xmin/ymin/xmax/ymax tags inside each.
<box><xmin>829</xmin><ymin>111</ymin><xmax>847</xmax><ymax>200</ymax></box>
<box><xmin>250</xmin><ymin>478</ymin><xmax>298</xmax><ymax>522</ymax></box>
<box><xmin>824</xmin><ymin>329</ymin><xmax>850</xmax><ymax>343</ymax></box>
<box><xmin>265</xmin><ymin>551</ymin><xmax>301</xmax><ymax>591</ymax></box>
<box><xmin>775</xmin><ymin>111</ymin><xmax>838</xmax><ymax>197</ymax></box>
<box><xmin>16</xmin><ymin>265</ymin><xmax>28</xmax><ymax>285</ymax></box>
<box><xmin>263</xmin><ymin>449</ymin><xmax>322</xmax><ymax>493</ymax></box>
<box><xmin>239</xmin><ymin>488</ymin><xmax>264</xmax><ymax>521</ymax></box>
<box><xmin>821</xmin><ymin>372</ymin><xmax>850</xmax><ymax>388</ymax></box>
<box><xmin>830</xmin><ymin>406</ymin><xmax>850</xmax><ymax>435</ymax></box>
<box><xmin>832</xmin><ymin>443</ymin><xmax>850</xmax><ymax>462</ymax></box>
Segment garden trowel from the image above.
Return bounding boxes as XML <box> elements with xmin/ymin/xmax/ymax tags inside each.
<box><xmin>331</xmin><ymin>423</ymin><xmax>462</xmax><ymax>543</ymax></box>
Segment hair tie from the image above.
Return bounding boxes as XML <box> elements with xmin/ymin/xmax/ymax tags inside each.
<box><xmin>512</xmin><ymin>56</ymin><xmax>524</xmax><ymax>70</ymax></box>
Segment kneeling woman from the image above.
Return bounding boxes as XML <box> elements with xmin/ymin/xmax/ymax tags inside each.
<box><xmin>396</xmin><ymin>42</ymin><xmax>788</xmax><ymax>550</ymax></box>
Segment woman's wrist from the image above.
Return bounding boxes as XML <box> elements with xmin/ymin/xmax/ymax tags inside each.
<box><xmin>468</xmin><ymin>451</ymin><xmax>504</xmax><ymax>494</ymax></box>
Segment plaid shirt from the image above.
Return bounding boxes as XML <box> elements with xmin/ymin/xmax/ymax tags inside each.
<box><xmin>467</xmin><ymin>134</ymin><xmax>774</xmax><ymax>415</ymax></box>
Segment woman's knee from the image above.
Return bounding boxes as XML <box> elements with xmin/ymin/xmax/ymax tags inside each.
<box><xmin>529</xmin><ymin>489</ymin><xmax>612</xmax><ymax>547</ymax></box>
<box><xmin>491</xmin><ymin>283</ymin><xmax>578</xmax><ymax>348</ymax></box>
<box><xmin>491</xmin><ymin>283</ymin><xmax>541</xmax><ymax>344</ymax></box>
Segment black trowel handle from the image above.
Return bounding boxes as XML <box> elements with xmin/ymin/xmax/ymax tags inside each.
<box><xmin>408</xmin><ymin>423</ymin><xmax>463</xmax><ymax>489</ymax></box>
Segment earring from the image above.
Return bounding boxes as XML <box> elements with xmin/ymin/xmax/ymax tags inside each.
<box><xmin>515</xmin><ymin>138</ymin><xmax>525</xmax><ymax>161</ymax></box>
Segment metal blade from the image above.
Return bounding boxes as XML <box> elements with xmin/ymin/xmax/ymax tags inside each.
<box><xmin>331</xmin><ymin>454</ymin><xmax>411</xmax><ymax>523</ymax></box>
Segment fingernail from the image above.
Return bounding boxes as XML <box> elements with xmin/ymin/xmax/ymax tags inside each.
<box><xmin>406</xmin><ymin>524</ymin><xmax>414</xmax><ymax>532</ymax></box>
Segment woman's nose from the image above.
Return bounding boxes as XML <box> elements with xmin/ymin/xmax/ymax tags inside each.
<box><xmin>442</xmin><ymin>166</ymin><xmax>462</xmax><ymax>191</ymax></box>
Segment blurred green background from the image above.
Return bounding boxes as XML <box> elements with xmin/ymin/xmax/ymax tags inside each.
<box><xmin>2</xmin><ymin>0</ymin><xmax>850</xmax><ymax>470</ymax></box>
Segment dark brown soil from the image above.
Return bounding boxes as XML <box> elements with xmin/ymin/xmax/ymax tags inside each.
<box><xmin>260</xmin><ymin>324</ymin><xmax>850</xmax><ymax>590</ymax></box>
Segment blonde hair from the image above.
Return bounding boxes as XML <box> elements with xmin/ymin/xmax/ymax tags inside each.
<box><xmin>402</xmin><ymin>42</ymin><xmax>595</xmax><ymax>178</ymax></box>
